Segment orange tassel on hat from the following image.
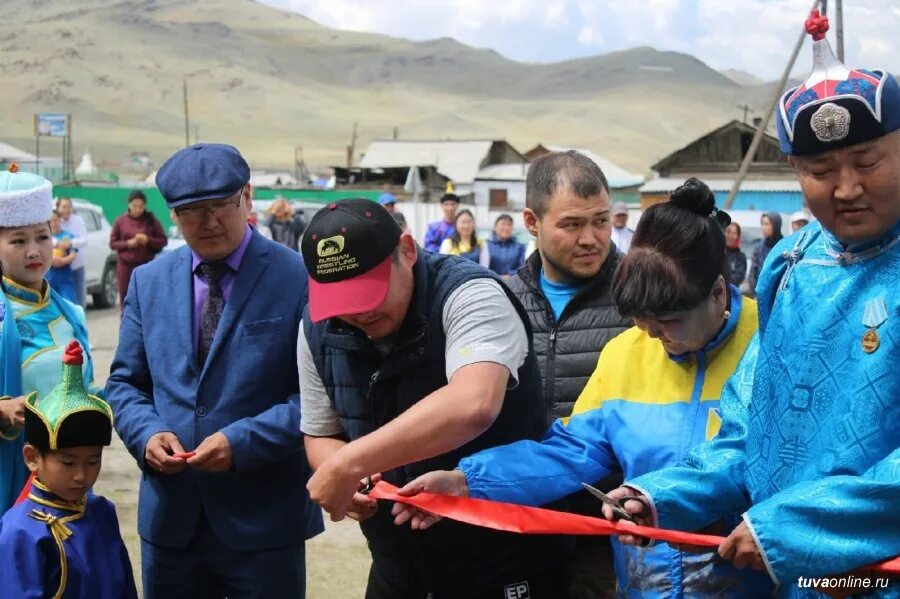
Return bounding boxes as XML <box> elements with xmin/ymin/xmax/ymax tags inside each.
<box><xmin>7</xmin><ymin>162</ymin><xmax>18</xmax><ymax>173</ymax></box>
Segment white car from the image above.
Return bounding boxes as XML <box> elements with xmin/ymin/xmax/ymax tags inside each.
<box><xmin>71</xmin><ymin>200</ymin><xmax>119</xmax><ymax>309</ymax></box>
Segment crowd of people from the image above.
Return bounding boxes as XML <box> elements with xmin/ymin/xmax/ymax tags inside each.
<box><xmin>0</xmin><ymin>16</ymin><xmax>896</xmax><ymax>599</ymax></box>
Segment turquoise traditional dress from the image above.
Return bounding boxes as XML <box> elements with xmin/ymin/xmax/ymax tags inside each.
<box><xmin>0</xmin><ymin>279</ymin><xmax>93</xmax><ymax>512</ymax></box>
<box><xmin>630</xmin><ymin>221</ymin><xmax>900</xmax><ymax>597</ymax></box>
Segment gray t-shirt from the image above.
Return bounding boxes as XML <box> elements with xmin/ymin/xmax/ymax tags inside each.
<box><xmin>298</xmin><ymin>278</ymin><xmax>528</xmax><ymax>436</ymax></box>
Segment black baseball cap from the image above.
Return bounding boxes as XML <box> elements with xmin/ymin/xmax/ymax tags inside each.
<box><xmin>301</xmin><ymin>199</ymin><xmax>402</xmax><ymax>322</ymax></box>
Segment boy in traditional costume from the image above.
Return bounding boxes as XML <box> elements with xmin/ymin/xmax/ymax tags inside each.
<box><xmin>0</xmin><ymin>165</ymin><xmax>97</xmax><ymax>512</ymax></box>
<box><xmin>0</xmin><ymin>340</ymin><xmax>137</xmax><ymax>598</ymax></box>
<box><xmin>606</xmin><ymin>11</ymin><xmax>900</xmax><ymax>597</ymax></box>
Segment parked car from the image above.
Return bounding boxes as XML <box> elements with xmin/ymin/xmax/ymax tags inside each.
<box><xmin>163</xmin><ymin>226</ymin><xmax>188</xmax><ymax>253</ymax></box>
<box><xmin>71</xmin><ymin>200</ymin><xmax>118</xmax><ymax>309</ymax></box>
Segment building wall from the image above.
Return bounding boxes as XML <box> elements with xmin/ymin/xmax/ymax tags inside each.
<box><xmin>640</xmin><ymin>193</ymin><xmax>670</xmax><ymax>209</ymax></box>
<box><xmin>611</xmin><ymin>189</ymin><xmax>640</xmax><ymax>205</ymax></box>
<box><xmin>661</xmin><ymin>171</ymin><xmax>796</xmax><ymax>181</ymax></box>
<box><xmin>472</xmin><ymin>180</ymin><xmax>526</xmax><ymax>209</ymax></box>
<box><xmin>640</xmin><ymin>190</ymin><xmax>803</xmax><ymax>213</ymax></box>
<box><xmin>485</xmin><ymin>142</ymin><xmax>528</xmax><ymax>167</ymax></box>
<box><xmin>655</xmin><ymin>124</ymin><xmax>792</xmax><ymax>177</ymax></box>
<box><xmin>714</xmin><ymin>191</ymin><xmax>804</xmax><ymax>213</ymax></box>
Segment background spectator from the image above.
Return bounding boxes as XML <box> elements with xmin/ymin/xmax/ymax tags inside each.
<box><xmin>266</xmin><ymin>198</ymin><xmax>306</xmax><ymax>251</ymax></box>
<box><xmin>487</xmin><ymin>214</ymin><xmax>525</xmax><ymax>278</ymax></box>
<box><xmin>109</xmin><ymin>190</ymin><xmax>167</xmax><ymax>313</ymax></box>
<box><xmin>724</xmin><ymin>222</ymin><xmax>747</xmax><ymax>287</ymax></box>
<box><xmin>609</xmin><ymin>201</ymin><xmax>634</xmax><ymax>253</ymax></box>
<box><xmin>56</xmin><ymin>197</ymin><xmax>88</xmax><ymax>307</ymax></box>
<box><xmin>439</xmin><ymin>209</ymin><xmax>490</xmax><ymax>268</ymax></box>
<box><xmin>423</xmin><ymin>193</ymin><xmax>459</xmax><ymax>252</ymax></box>
<box><xmin>47</xmin><ymin>209</ymin><xmax>78</xmax><ymax>303</ymax></box>
<box><xmin>790</xmin><ymin>209</ymin><xmax>811</xmax><ymax>232</ymax></box>
<box><xmin>748</xmin><ymin>211</ymin><xmax>783</xmax><ymax>294</ymax></box>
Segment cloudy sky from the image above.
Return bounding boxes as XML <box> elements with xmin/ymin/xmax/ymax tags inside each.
<box><xmin>260</xmin><ymin>0</ymin><xmax>898</xmax><ymax>80</ymax></box>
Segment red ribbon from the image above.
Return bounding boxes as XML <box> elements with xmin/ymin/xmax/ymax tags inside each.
<box><xmin>370</xmin><ymin>481</ymin><xmax>900</xmax><ymax>576</ymax></box>
<box><xmin>14</xmin><ymin>472</ymin><xmax>35</xmax><ymax>506</ymax></box>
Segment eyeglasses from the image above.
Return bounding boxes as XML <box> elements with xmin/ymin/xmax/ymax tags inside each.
<box><xmin>174</xmin><ymin>198</ymin><xmax>241</xmax><ymax>223</ymax></box>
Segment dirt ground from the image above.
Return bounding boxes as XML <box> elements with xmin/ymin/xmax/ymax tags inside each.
<box><xmin>87</xmin><ymin>306</ymin><xmax>371</xmax><ymax>598</ymax></box>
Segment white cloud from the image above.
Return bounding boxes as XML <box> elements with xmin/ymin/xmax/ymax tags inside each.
<box><xmin>577</xmin><ymin>25</ymin><xmax>602</xmax><ymax>46</ymax></box>
<box><xmin>261</xmin><ymin>0</ymin><xmax>900</xmax><ymax>79</ymax></box>
<box><xmin>543</xmin><ymin>0</ymin><xmax>568</xmax><ymax>28</ymax></box>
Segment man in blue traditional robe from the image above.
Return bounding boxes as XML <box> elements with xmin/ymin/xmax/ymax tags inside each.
<box><xmin>606</xmin><ymin>10</ymin><xmax>900</xmax><ymax>598</ymax></box>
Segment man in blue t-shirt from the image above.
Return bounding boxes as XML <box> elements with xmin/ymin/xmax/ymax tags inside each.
<box><xmin>505</xmin><ymin>150</ymin><xmax>631</xmax><ymax>599</ymax></box>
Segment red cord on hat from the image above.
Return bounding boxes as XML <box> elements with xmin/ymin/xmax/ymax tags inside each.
<box><xmin>805</xmin><ymin>8</ymin><xmax>829</xmax><ymax>41</ymax></box>
<box><xmin>63</xmin><ymin>340</ymin><xmax>84</xmax><ymax>365</ymax></box>
<box><xmin>7</xmin><ymin>162</ymin><xmax>18</xmax><ymax>173</ymax></box>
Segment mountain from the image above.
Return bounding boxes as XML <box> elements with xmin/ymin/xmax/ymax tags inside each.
<box><xmin>0</xmin><ymin>0</ymin><xmax>771</xmax><ymax>174</ymax></box>
<box><xmin>721</xmin><ymin>69</ymin><xmax>764</xmax><ymax>87</ymax></box>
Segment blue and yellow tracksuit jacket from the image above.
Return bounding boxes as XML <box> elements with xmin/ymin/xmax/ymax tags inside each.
<box><xmin>630</xmin><ymin>222</ymin><xmax>900</xmax><ymax>598</ymax></box>
<box><xmin>460</xmin><ymin>286</ymin><xmax>774</xmax><ymax>597</ymax></box>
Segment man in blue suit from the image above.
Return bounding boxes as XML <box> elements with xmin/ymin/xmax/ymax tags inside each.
<box><xmin>107</xmin><ymin>144</ymin><xmax>323</xmax><ymax>599</ymax></box>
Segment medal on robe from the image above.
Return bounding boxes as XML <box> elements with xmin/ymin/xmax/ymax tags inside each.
<box><xmin>861</xmin><ymin>297</ymin><xmax>887</xmax><ymax>354</ymax></box>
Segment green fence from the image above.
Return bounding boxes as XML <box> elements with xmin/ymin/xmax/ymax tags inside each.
<box><xmin>53</xmin><ymin>186</ymin><xmax>385</xmax><ymax>229</ymax></box>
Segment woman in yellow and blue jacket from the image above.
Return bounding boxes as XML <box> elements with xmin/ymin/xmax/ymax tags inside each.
<box><xmin>396</xmin><ymin>179</ymin><xmax>774</xmax><ymax>598</ymax></box>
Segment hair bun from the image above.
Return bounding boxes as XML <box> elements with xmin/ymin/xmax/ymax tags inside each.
<box><xmin>670</xmin><ymin>177</ymin><xmax>716</xmax><ymax>217</ymax></box>
<box><xmin>714</xmin><ymin>208</ymin><xmax>732</xmax><ymax>229</ymax></box>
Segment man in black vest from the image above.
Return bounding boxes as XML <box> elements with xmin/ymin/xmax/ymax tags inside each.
<box><xmin>508</xmin><ymin>151</ymin><xmax>631</xmax><ymax>599</ymax></box>
<box><xmin>298</xmin><ymin>199</ymin><xmax>566</xmax><ymax>598</ymax></box>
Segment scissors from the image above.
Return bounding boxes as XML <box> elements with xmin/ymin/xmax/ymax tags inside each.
<box><xmin>358</xmin><ymin>476</ymin><xmax>375</xmax><ymax>495</ymax></box>
<box><xmin>581</xmin><ymin>482</ymin><xmax>650</xmax><ymax>523</ymax></box>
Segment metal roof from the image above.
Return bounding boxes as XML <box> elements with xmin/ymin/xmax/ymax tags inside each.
<box><xmin>0</xmin><ymin>141</ymin><xmax>37</xmax><ymax>162</ymax></box>
<box><xmin>359</xmin><ymin>139</ymin><xmax>519</xmax><ymax>185</ymax></box>
<box><xmin>640</xmin><ymin>177</ymin><xmax>802</xmax><ymax>194</ymax></box>
<box><xmin>542</xmin><ymin>145</ymin><xmax>644</xmax><ymax>188</ymax></box>
<box><xmin>474</xmin><ymin>163</ymin><xmax>529</xmax><ymax>181</ymax></box>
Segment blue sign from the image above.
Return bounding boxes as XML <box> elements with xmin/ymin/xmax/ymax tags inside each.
<box><xmin>35</xmin><ymin>113</ymin><xmax>69</xmax><ymax>137</ymax></box>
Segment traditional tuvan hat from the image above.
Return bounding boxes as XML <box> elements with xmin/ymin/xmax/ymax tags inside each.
<box><xmin>776</xmin><ymin>9</ymin><xmax>900</xmax><ymax>156</ymax></box>
<box><xmin>24</xmin><ymin>341</ymin><xmax>113</xmax><ymax>451</ymax></box>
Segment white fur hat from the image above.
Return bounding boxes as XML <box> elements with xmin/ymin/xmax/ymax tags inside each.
<box><xmin>790</xmin><ymin>210</ymin><xmax>812</xmax><ymax>225</ymax></box>
<box><xmin>0</xmin><ymin>164</ymin><xmax>54</xmax><ymax>228</ymax></box>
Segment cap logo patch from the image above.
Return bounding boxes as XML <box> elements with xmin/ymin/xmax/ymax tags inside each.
<box><xmin>811</xmin><ymin>102</ymin><xmax>851</xmax><ymax>143</ymax></box>
<box><xmin>315</xmin><ymin>234</ymin><xmax>360</xmax><ymax>277</ymax></box>
<box><xmin>317</xmin><ymin>235</ymin><xmax>345</xmax><ymax>257</ymax></box>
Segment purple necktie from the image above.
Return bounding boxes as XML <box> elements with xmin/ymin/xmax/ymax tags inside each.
<box><xmin>197</xmin><ymin>262</ymin><xmax>229</xmax><ymax>364</ymax></box>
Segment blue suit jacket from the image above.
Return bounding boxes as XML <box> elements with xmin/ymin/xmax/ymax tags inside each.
<box><xmin>106</xmin><ymin>230</ymin><xmax>323</xmax><ymax>550</ymax></box>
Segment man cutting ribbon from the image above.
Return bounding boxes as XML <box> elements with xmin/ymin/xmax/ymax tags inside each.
<box><xmin>600</xmin><ymin>10</ymin><xmax>900</xmax><ymax>597</ymax></box>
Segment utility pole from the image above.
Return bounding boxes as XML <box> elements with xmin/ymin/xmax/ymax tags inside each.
<box><xmin>295</xmin><ymin>146</ymin><xmax>308</xmax><ymax>184</ymax></box>
<box><xmin>183</xmin><ymin>79</ymin><xmax>191</xmax><ymax>147</ymax></box>
<box><xmin>346</xmin><ymin>122</ymin><xmax>358</xmax><ymax>170</ymax></box>
<box><xmin>737</xmin><ymin>104</ymin><xmax>754</xmax><ymax>124</ymax></box>
<box><xmin>724</xmin><ymin>0</ymin><xmax>824</xmax><ymax>209</ymax></box>
<box><xmin>65</xmin><ymin>114</ymin><xmax>72</xmax><ymax>181</ymax></box>
<box><xmin>835</xmin><ymin>0</ymin><xmax>844</xmax><ymax>61</ymax></box>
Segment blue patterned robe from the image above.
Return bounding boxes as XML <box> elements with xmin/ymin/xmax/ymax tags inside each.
<box><xmin>0</xmin><ymin>480</ymin><xmax>137</xmax><ymax>598</ymax></box>
<box><xmin>630</xmin><ymin>221</ymin><xmax>900</xmax><ymax>597</ymax></box>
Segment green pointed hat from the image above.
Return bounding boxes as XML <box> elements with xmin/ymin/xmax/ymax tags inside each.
<box><xmin>24</xmin><ymin>341</ymin><xmax>113</xmax><ymax>450</ymax></box>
